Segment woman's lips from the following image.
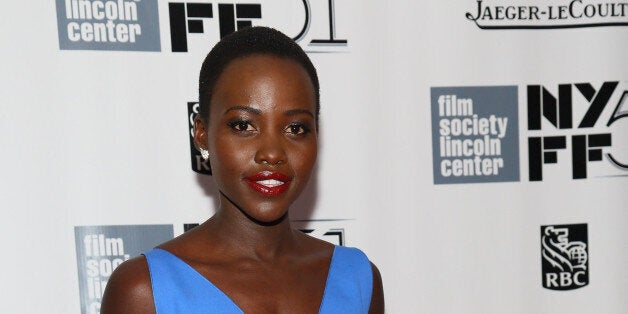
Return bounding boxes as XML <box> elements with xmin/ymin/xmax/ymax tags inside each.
<box><xmin>244</xmin><ymin>171</ymin><xmax>292</xmax><ymax>196</ymax></box>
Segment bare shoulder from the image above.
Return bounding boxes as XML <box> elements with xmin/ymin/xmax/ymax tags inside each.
<box><xmin>293</xmin><ymin>229</ymin><xmax>335</xmax><ymax>255</ymax></box>
<box><xmin>100</xmin><ymin>255</ymin><xmax>156</xmax><ymax>314</ymax></box>
<box><xmin>369</xmin><ymin>262</ymin><xmax>384</xmax><ymax>314</ymax></box>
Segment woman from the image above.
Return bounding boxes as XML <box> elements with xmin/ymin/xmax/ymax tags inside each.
<box><xmin>101</xmin><ymin>26</ymin><xmax>384</xmax><ymax>313</ymax></box>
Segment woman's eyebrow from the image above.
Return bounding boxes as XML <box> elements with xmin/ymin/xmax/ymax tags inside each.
<box><xmin>284</xmin><ymin>109</ymin><xmax>314</xmax><ymax>117</ymax></box>
<box><xmin>224</xmin><ymin>106</ymin><xmax>262</xmax><ymax>115</ymax></box>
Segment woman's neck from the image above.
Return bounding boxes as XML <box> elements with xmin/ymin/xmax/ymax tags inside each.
<box><xmin>205</xmin><ymin>197</ymin><xmax>299</xmax><ymax>261</ymax></box>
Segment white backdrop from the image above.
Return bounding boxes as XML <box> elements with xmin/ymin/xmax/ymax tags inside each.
<box><xmin>1</xmin><ymin>1</ymin><xmax>627</xmax><ymax>313</ymax></box>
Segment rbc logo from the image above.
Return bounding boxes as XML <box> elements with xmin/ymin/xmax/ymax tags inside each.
<box><xmin>540</xmin><ymin>224</ymin><xmax>589</xmax><ymax>290</ymax></box>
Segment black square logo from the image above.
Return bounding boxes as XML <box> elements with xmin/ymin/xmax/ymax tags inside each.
<box><xmin>541</xmin><ymin>223</ymin><xmax>589</xmax><ymax>290</ymax></box>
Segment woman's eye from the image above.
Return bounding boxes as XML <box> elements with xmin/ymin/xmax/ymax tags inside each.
<box><xmin>285</xmin><ymin>124</ymin><xmax>309</xmax><ymax>135</ymax></box>
<box><xmin>228</xmin><ymin>121</ymin><xmax>255</xmax><ymax>132</ymax></box>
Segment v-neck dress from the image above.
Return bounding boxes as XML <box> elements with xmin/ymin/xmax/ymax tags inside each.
<box><xmin>143</xmin><ymin>246</ymin><xmax>373</xmax><ymax>313</ymax></box>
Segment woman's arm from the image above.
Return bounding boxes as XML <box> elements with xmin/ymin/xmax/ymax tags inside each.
<box><xmin>100</xmin><ymin>256</ymin><xmax>156</xmax><ymax>314</ymax></box>
<box><xmin>369</xmin><ymin>262</ymin><xmax>385</xmax><ymax>314</ymax></box>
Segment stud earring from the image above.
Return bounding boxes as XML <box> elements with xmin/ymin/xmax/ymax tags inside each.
<box><xmin>200</xmin><ymin>149</ymin><xmax>209</xmax><ymax>160</ymax></box>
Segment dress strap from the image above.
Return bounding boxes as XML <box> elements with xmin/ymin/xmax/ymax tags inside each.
<box><xmin>143</xmin><ymin>248</ymin><xmax>243</xmax><ymax>314</ymax></box>
<box><xmin>318</xmin><ymin>246</ymin><xmax>373</xmax><ymax>314</ymax></box>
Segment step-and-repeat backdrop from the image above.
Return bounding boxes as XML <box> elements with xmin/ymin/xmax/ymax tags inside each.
<box><xmin>1</xmin><ymin>1</ymin><xmax>627</xmax><ymax>313</ymax></box>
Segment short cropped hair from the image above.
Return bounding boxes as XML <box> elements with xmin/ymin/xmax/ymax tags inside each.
<box><xmin>198</xmin><ymin>26</ymin><xmax>320</xmax><ymax>126</ymax></box>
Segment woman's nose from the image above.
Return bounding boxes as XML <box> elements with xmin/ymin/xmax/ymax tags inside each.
<box><xmin>254</xmin><ymin>133</ymin><xmax>286</xmax><ymax>165</ymax></box>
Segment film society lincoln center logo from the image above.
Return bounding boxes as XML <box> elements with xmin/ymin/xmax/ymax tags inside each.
<box><xmin>74</xmin><ymin>225</ymin><xmax>173</xmax><ymax>314</ymax></box>
<box><xmin>55</xmin><ymin>0</ymin><xmax>161</xmax><ymax>51</ymax></box>
<box><xmin>541</xmin><ymin>223</ymin><xmax>589</xmax><ymax>290</ymax></box>
<box><xmin>431</xmin><ymin>86</ymin><xmax>520</xmax><ymax>184</ymax></box>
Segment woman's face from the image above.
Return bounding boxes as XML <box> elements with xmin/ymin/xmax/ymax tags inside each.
<box><xmin>196</xmin><ymin>54</ymin><xmax>318</xmax><ymax>223</ymax></box>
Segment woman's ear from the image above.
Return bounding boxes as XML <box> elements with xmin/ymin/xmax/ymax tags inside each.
<box><xmin>193</xmin><ymin>115</ymin><xmax>212</xmax><ymax>174</ymax></box>
<box><xmin>193</xmin><ymin>115</ymin><xmax>208</xmax><ymax>153</ymax></box>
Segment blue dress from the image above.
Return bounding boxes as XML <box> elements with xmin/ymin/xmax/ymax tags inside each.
<box><xmin>144</xmin><ymin>246</ymin><xmax>373</xmax><ymax>313</ymax></box>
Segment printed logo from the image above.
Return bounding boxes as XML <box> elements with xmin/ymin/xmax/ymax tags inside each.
<box><xmin>56</xmin><ymin>0</ymin><xmax>161</xmax><ymax>51</ymax></box>
<box><xmin>431</xmin><ymin>86</ymin><xmax>520</xmax><ymax>184</ymax></box>
<box><xmin>185</xmin><ymin>219</ymin><xmax>350</xmax><ymax>246</ymax></box>
<box><xmin>184</xmin><ymin>223</ymin><xmax>201</xmax><ymax>232</ymax></box>
<box><xmin>527</xmin><ymin>81</ymin><xmax>628</xmax><ymax>180</ymax></box>
<box><xmin>187</xmin><ymin>102</ymin><xmax>211</xmax><ymax>175</ymax></box>
<box><xmin>168</xmin><ymin>0</ymin><xmax>348</xmax><ymax>53</ymax></box>
<box><xmin>466</xmin><ymin>0</ymin><xmax>628</xmax><ymax>29</ymax></box>
<box><xmin>541</xmin><ymin>223</ymin><xmax>589</xmax><ymax>290</ymax></box>
<box><xmin>292</xmin><ymin>219</ymin><xmax>353</xmax><ymax>246</ymax></box>
<box><xmin>74</xmin><ymin>225</ymin><xmax>174</xmax><ymax>314</ymax></box>
<box><xmin>169</xmin><ymin>2</ymin><xmax>261</xmax><ymax>52</ymax></box>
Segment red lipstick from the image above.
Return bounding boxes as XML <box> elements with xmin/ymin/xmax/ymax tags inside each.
<box><xmin>244</xmin><ymin>171</ymin><xmax>292</xmax><ymax>196</ymax></box>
